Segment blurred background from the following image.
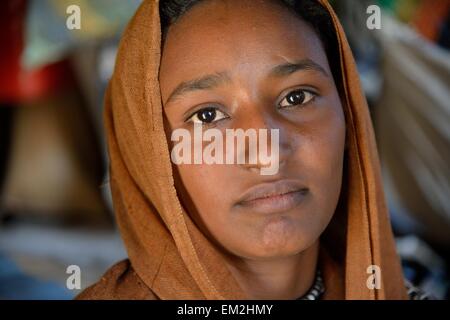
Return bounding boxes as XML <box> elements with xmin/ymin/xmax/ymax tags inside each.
<box><xmin>0</xmin><ymin>0</ymin><xmax>449</xmax><ymax>300</ymax></box>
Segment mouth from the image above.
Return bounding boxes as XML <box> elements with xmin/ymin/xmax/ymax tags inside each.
<box><xmin>235</xmin><ymin>179</ymin><xmax>309</xmax><ymax>214</ymax></box>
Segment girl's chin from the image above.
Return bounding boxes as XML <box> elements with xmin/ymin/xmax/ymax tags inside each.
<box><xmin>235</xmin><ymin>241</ymin><xmax>313</xmax><ymax>260</ymax></box>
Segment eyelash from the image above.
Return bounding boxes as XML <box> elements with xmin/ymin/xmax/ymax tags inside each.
<box><xmin>185</xmin><ymin>88</ymin><xmax>317</xmax><ymax>125</ymax></box>
<box><xmin>185</xmin><ymin>105</ymin><xmax>229</xmax><ymax>126</ymax></box>
<box><xmin>278</xmin><ymin>88</ymin><xmax>317</xmax><ymax>109</ymax></box>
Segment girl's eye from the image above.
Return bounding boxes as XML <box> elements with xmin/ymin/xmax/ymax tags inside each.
<box><xmin>279</xmin><ymin>89</ymin><xmax>316</xmax><ymax>108</ymax></box>
<box><xmin>187</xmin><ymin>107</ymin><xmax>228</xmax><ymax>124</ymax></box>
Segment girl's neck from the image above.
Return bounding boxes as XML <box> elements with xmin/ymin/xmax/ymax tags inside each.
<box><xmin>224</xmin><ymin>240</ymin><xmax>320</xmax><ymax>300</ymax></box>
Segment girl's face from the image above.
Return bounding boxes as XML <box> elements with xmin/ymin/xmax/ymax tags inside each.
<box><xmin>159</xmin><ymin>0</ymin><xmax>346</xmax><ymax>260</ymax></box>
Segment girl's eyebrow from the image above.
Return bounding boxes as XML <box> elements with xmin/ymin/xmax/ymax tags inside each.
<box><xmin>269</xmin><ymin>59</ymin><xmax>329</xmax><ymax>78</ymax></box>
<box><xmin>164</xmin><ymin>58</ymin><xmax>328</xmax><ymax>105</ymax></box>
<box><xmin>164</xmin><ymin>71</ymin><xmax>231</xmax><ymax>105</ymax></box>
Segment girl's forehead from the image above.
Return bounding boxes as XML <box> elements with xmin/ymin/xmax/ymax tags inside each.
<box><xmin>163</xmin><ymin>0</ymin><xmax>315</xmax><ymax>47</ymax></box>
<box><xmin>159</xmin><ymin>1</ymin><xmax>329</xmax><ymax>95</ymax></box>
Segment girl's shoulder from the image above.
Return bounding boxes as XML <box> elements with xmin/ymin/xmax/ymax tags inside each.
<box><xmin>75</xmin><ymin>259</ymin><xmax>158</xmax><ymax>300</ymax></box>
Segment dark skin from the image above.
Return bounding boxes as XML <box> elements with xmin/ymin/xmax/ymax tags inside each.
<box><xmin>159</xmin><ymin>0</ymin><xmax>346</xmax><ymax>299</ymax></box>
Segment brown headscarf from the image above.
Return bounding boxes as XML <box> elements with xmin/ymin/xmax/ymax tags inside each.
<box><xmin>77</xmin><ymin>0</ymin><xmax>408</xmax><ymax>300</ymax></box>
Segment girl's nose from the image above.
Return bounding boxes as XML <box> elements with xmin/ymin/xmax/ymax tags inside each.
<box><xmin>234</xmin><ymin>106</ymin><xmax>293</xmax><ymax>174</ymax></box>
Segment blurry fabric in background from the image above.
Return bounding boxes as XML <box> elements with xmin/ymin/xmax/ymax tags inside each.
<box><xmin>374</xmin><ymin>15</ymin><xmax>450</xmax><ymax>299</ymax></box>
<box><xmin>375</xmin><ymin>15</ymin><xmax>450</xmax><ymax>248</ymax></box>
<box><xmin>22</xmin><ymin>0</ymin><xmax>143</xmax><ymax>69</ymax></box>
<box><xmin>0</xmin><ymin>0</ymin><xmax>449</xmax><ymax>299</ymax></box>
<box><xmin>0</xmin><ymin>0</ymin><xmax>141</xmax><ymax>299</ymax></box>
<box><xmin>332</xmin><ymin>0</ymin><xmax>450</xmax><ymax>299</ymax></box>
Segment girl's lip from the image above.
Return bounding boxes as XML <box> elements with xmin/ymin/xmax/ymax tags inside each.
<box><xmin>235</xmin><ymin>180</ymin><xmax>309</xmax><ymax>213</ymax></box>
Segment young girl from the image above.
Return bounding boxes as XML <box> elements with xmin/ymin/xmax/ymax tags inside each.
<box><xmin>77</xmin><ymin>0</ymin><xmax>414</xmax><ymax>300</ymax></box>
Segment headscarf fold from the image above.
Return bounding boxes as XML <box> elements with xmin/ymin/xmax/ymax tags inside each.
<box><xmin>78</xmin><ymin>0</ymin><xmax>408</xmax><ymax>300</ymax></box>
